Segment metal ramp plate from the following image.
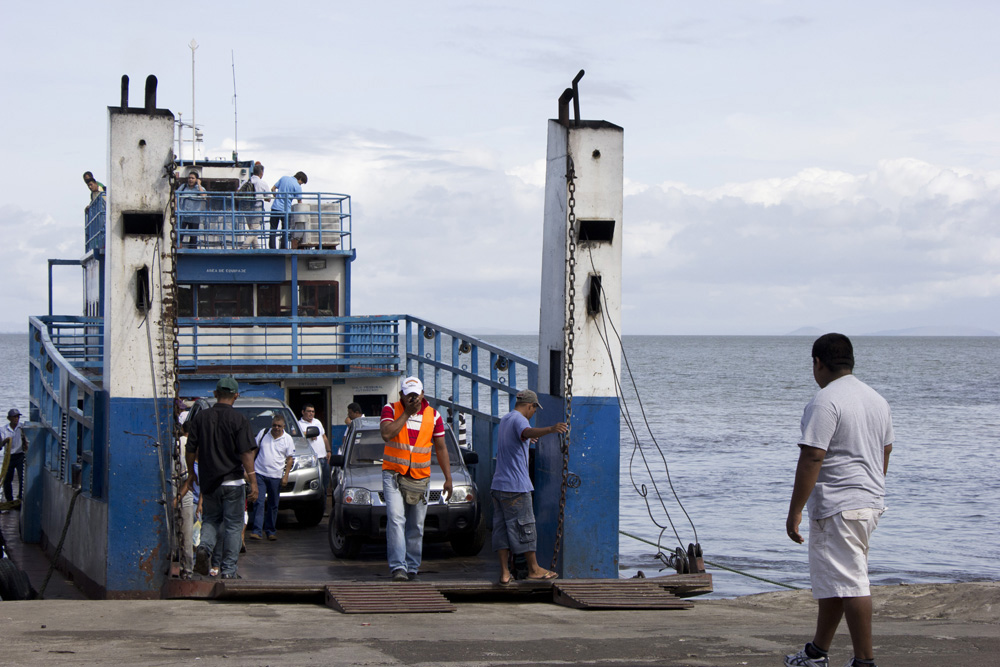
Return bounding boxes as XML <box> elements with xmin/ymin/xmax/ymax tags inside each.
<box><xmin>553</xmin><ymin>580</ymin><xmax>695</xmax><ymax>610</ymax></box>
<box><xmin>325</xmin><ymin>583</ymin><xmax>456</xmax><ymax>614</ymax></box>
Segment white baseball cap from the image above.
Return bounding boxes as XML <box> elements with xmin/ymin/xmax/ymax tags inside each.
<box><xmin>401</xmin><ymin>376</ymin><xmax>424</xmax><ymax>396</ymax></box>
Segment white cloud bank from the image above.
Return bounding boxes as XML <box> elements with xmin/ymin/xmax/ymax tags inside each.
<box><xmin>623</xmin><ymin>158</ymin><xmax>1000</xmax><ymax>334</ymax></box>
<box><xmin>2</xmin><ymin>137</ymin><xmax>998</xmax><ymax>337</ymax></box>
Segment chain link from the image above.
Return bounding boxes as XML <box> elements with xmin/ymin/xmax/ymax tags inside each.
<box><xmin>551</xmin><ymin>153</ymin><xmax>577</xmax><ymax>571</ymax></box>
<box><xmin>164</xmin><ymin>162</ymin><xmax>185</xmax><ymax>573</ymax></box>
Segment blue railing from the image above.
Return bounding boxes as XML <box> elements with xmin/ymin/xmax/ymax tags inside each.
<box><xmin>29</xmin><ymin>316</ymin><xmax>105</xmax><ymax>499</ymax></box>
<box><xmin>30</xmin><ymin>311</ymin><xmax>538</xmax><ymax>498</ymax></box>
<box><xmin>400</xmin><ymin>316</ymin><xmax>538</xmax><ymax>495</ymax></box>
<box><xmin>176</xmin><ymin>315</ymin><xmax>401</xmax><ymax>378</ymax></box>
<box><xmin>176</xmin><ymin>191</ymin><xmax>351</xmax><ymax>251</ymax></box>
<box><xmin>85</xmin><ymin>193</ymin><xmax>105</xmax><ymax>253</ymax></box>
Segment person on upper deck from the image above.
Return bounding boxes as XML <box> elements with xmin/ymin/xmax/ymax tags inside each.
<box><xmin>83</xmin><ymin>171</ymin><xmax>105</xmax><ymax>196</ymax></box>
<box><xmin>269</xmin><ymin>171</ymin><xmax>307</xmax><ymax>249</ymax></box>
<box><xmin>177</xmin><ymin>170</ymin><xmax>207</xmax><ymax>247</ymax></box>
<box><xmin>244</xmin><ymin>162</ymin><xmax>271</xmax><ymax>248</ymax></box>
<box><xmin>83</xmin><ymin>172</ymin><xmax>105</xmax><ymax>205</ymax></box>
<box><xmin>379</xmin><ymin>377</ymin><xmax>453</xmax><ymax>581</ymax></box>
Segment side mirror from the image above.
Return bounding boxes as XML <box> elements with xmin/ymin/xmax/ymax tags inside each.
<box><xmin>461</xmin><ymin>450</ymin><xmax>479</xmax><ymax>466</ymax></box>
<box><xmin>330</xmin><ymin>454</ymin><xmax>345</xmax><ymax>467</ymax></box>
<box><xmin>306</xmin><ymin>426</ymin><xmax>320</xmax><ymax>438</ymax></box>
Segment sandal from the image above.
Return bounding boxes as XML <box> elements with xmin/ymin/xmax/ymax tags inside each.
<box><xmin>498</xmin><ymin>574</ymin><xmax>513</xmax><ymax>586</ymax></box>
<box><xmin>527</xmin><ymin>570</ymin><xmax>558</xmax><ymax>580</ymax></box>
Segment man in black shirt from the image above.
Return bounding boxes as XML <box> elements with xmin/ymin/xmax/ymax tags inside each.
<box><xmin>180</xmin><ymin>377</ymin><xmax>258</xmax><ymax>579</ymax></box>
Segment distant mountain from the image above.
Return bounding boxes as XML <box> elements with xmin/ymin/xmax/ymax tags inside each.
<box><xmin>786</xmin><ymin>325</ymin><xmax>997</xmax><ymax>337</ymax></box>
<box><xmin>866</xmin><ymin>326</ymin><xmax>998</xmax><ymax>337</ymax></box>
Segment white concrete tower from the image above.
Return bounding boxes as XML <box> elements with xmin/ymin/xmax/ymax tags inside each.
<box><xmin>535</xmin><ymin>77</ymin><xmax>624</xmax><ymax>578</ymax></box>
<box><xmin>102</xmin><ymin>75</ymin><xmax>177</xmax><ymax>594</ymax></box>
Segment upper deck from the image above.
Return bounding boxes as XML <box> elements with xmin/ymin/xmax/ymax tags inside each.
<box><xmin>85</xmin><ymin>190</ymin><xmax>353</xmax><ymax>255</ymax></box>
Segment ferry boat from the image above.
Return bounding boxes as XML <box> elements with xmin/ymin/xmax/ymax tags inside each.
<box><xmin>23</xmin><ymin>73</ymin><xmax>709</xmax><ymax>600</ymax></box>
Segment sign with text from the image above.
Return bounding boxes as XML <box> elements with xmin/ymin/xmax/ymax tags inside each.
<box><xmin>177</xmin><ymin>255</ymin><xmax>285</xmax><ymax>283</ymax></box>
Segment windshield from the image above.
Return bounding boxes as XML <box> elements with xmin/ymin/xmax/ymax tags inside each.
<box><xmin>346</xmin><ymin>427</ymin><xmax>462</xmax><ymax>467</ymax></box>
<box><xmin>235</xmin><ymin>406</ymin><xmax>302</xmax><ymax>438</ymax></box>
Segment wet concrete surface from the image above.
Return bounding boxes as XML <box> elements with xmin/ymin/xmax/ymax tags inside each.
<box><xmin>2</xmin><ymin>507</ymin><xmax>997</xmax><ymax>665</ymax></box>
<box><xmin>236</xmin><ymin>504</ymin><xmax>499</xmax><ymax>583</ymax></box>
<box><xmin>0</xmin><ymin>585</ymin><xmax>996</xmax><ymax>666</ymax></box>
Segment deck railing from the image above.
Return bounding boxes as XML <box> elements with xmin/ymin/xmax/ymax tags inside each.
<box><xmin>175</xmin><ymin>191</ymin><xmax>351</xmax><ymax>251</ymax></box>
<box><xmin>85</xmin><ymin>194</ymin><xmax>105</xmax><ymax>253</ymax></box>
<box><xmin>175</xmin><ymin>315</ymin><xmax>401</xmax><ymax>378</ymax></box>
<box><xmin>400</xmin><ymin>316</ymin><xmax>538</xmax><ymax>495</ymax></box>
<box><xmin>29</xmin><ymin>316</ymin><xmax>105</xmax><ymax>499</ymax></box>
<box><xmin>31</xmin><ymin>312</ymin><xmax>539</xmax><ymax>494</ymax></box>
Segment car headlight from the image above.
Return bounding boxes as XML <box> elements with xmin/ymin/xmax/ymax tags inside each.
<box><xmin>290</xmin><ymin>454</ymin><xmax>317</xmax><ymax>472</ymax></box>
<box><xmin>343</xmin><ymin>487</ymin><xmax>372</xmax><ymax>505</ymax></box>
<box><xmin>448</xmin><ymin>485</ymin><xmax>475</xmax><ymax>504</ymax></box>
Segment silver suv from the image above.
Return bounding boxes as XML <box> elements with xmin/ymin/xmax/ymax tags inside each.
<box><xmin>185</xmin><ymin>397</ymin><xmax>326</xmax><ymax>526</ymax></box>
<box><xmin>327</xmin><ymin>416</ymin><xmax>486</xmax><ymax>558</ymax></box>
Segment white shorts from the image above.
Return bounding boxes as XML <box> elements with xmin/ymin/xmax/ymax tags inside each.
<box><xmin>808</xmin><ymin>507</ymin><xmax>882</xmax><ymax>599</ymax></box>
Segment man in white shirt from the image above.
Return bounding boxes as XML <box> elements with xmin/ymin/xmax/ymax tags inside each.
<box><xmin>247</xmin><ymin>162</ymin><xmax>271</xmax><ymax>248</ymax></box>
<box><xmin>784</xmin><ymin>334</ymin><xmax>894</xmax><ymax>667</ymax></box>
<box><xmin>248</xmin><ymin>415</ymin><xmax>296</xmax><ymax>541</ymax></box>
<box><xmin>298</xmin><ymin>404</ymin><xmax>331</xmax><ymax>497</ymax></box>
<box><xmin>1</xmin><ymin>408</ymin><xmax>29</xmax><ymax>508</ymax></box>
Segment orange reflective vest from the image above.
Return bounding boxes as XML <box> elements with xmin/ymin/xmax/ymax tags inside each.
<box><xmin>382</xmin><ymin>402</ymin><xmax>435</xmax><ymax>479</ymax></box>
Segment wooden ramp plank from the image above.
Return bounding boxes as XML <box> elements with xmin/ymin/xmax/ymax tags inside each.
<box><xmin>553</xmin><ymin>580</ymin><xmax>695</xmax><ymax>610</ymax></box>
<box><xmin>325</xmin><ymin>583</ymin><xmax>456</xmax><ymax>614</ymax></box>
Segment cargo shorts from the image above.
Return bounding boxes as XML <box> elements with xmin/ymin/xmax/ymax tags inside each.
<box><xmin>809</xmin><ymin>507</ymin><xmax>883</xmax><ymax>599</ymax></box>
<box><xmin>491</xmin><ymin>490</ymin><xmax>537</xmax><ymax>555</ymax></box>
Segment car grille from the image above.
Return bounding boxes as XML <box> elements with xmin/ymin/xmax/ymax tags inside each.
<box><xmin>377</xmin><ymin>491</ymin><xmax>443</xmax><ymax>503</ymax></box>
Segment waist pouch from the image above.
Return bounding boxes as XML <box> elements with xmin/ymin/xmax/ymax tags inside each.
<box><xmin>396</xmin><ymin>473</ymin><xmax>429</xmax><ymax>505</ymax></box>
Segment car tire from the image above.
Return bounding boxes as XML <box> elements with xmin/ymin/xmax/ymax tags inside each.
<box><xmin>0</xmin><ymin>559</ymin><xmax>34</xmax><ymax>601</ymax></box>
<box><xmin>294</xmin><ymin>499</ymin><xmax>326</xmax><ymax>527</ymax></box>
<box><xmin>450</xmin><ymin>512</ymin><xmax>487</xmax><ymax>557</ymax></box>
<box><xmin>328</xmin><ymin>505</ymin><xmax>362</xmax><ymax>559</ymax></box>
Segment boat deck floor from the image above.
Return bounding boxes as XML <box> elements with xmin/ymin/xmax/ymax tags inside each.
<box><xmin>3</xmin><ymin>507</ymin><xmax>712</xmax><ymax>604</ymax></box>
<box><xmin>163</xmin><ymin>509</ymin><xmax>712</xmax><ymax>604</ymax></box>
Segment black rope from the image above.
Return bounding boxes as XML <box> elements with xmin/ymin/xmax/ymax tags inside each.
<box><xmin>583</xmin><ymin>244</ymin><xmax>699</xmax><ymax>556</ymax></box>
<box><xmin>38</xmin><ymin>487</ymin><xmax>83</xmax><ymax>599</ymax></box>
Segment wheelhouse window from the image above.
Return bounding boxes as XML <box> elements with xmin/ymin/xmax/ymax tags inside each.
<box><xmin>199</xmin><ymin>284</ymin><xmax>253</xmax><ymax>317</ymax></box>
<box><xmin>178</xmin><ymin>281</ymin><xmax>338</xmax><ymax>317</ymax></box>
<box><xmin>298</xmin><ymin>282</ymin><xmax>339</xmax><ymax>317</ymax></box>
<box><xmin>177</xmin><ymin>284</ymin><xmax>253</xmax><ymax>317</ymax></box>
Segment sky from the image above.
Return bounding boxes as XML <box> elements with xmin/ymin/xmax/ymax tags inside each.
<box><xmin>2</xmin><ymin>1</ymin><xmax>999</xmax><ymax>335</ymax></box>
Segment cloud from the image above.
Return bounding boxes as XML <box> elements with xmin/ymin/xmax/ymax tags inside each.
<box><xmin>622</xmin><ymin>159</ymin><xmax>1000</xmax><ymax>333</ymax></box>
<box><xmin>0</xmin><ymin>205</ymin><xmax>83</xmax><ymax>330</ymax></box>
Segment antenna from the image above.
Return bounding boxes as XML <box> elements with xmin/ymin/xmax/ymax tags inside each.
<box><xmin>189</xmin><ymin>39</ymin><xmax>198</xmax><ymax>162</ymax></box>
<box><xmin>231</xmin><ymin>50</ymin><xmax>239</xmax><ymax>161</ymax></box>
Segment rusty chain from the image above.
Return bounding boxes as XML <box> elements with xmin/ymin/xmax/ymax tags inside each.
<box><xmin>550</xmin><ymin>153</ymin><xmax>576</xmax><ymax>571</ymax></box>
<box><xmin>164</xmin><ymin>161</ymin><xmax>186</xmax><ymax>574</ymax></box>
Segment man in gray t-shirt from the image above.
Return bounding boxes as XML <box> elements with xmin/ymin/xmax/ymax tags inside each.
<box><xmin>490</xmin><ymin>390</ymin><xmax>566</xmax><ymax>584</ymax></box>
<box><xmin>784</xmin><ymin>334</ymin><xmax>894</xmax><ymax>667</ymax></box>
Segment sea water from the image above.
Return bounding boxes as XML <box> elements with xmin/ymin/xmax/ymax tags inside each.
<box><xmin>483</xmin><ymin>334</ymin><xmax>1000</xmax><ymax>598</ymax></box>
<box><xmin>3</xmin><ymin>333</ymin><xmax>998</xmax><ymax>598</ymax></box>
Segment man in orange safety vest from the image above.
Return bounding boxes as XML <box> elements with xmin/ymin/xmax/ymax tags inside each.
<box><xmin>379</xmin><ymin>376</ymin><xmax>454</xmax><ymax>581</ymax></box>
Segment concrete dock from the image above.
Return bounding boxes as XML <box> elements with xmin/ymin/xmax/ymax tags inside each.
<box><xmin>2</xmin><ymin>513</ymin><xmax>997</xmax><ymax>666</ymax></box>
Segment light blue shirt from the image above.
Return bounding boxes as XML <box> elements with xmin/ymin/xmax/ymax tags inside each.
<box><xmin>270</xmin><ymin>175</ymin><xmax>301</xmax><ymax>213</ymax></box>
<box><xmin>491</xmin><ymin>410</ymin><xmax>532</xmax><ymax>493</ymax></box>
